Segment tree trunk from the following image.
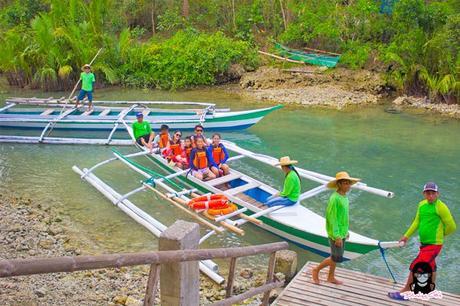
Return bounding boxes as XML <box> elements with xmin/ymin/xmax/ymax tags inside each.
<box><xmin>151</xmin><ymin>0</ymin><xmax>156</xmax><ymax>35</ymax></box>
<box><xmin>182</xmin><ymin>0</ymin><xmax>189</xmax><ymax>18</ymax></box>
<box><xmin>279</xmin><ymin>0</ymin><xmax>287</xmax><ymax>30</ymax></box>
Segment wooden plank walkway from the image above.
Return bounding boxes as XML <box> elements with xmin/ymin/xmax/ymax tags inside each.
<box><xmin>273</xmin><ymin>261</ymin><xmax>460</xmax><ymax>306</ymax></box>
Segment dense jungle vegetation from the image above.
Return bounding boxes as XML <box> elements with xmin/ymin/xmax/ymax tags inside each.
<box><xmin>0</xmin><ymin>0</ymin><xmax>458</xmax><ymax>103</ymax></box>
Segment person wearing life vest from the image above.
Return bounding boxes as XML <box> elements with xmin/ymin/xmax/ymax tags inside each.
<box><xmin>183</xmin><ymin>136</ymin><xmax>193</xmax><ymax>168</ymax></box>
<box><xmin>207</xmin><ymin>133</ymin><xmax>230</xmax><ymax>177</ymax></box>
<box><xmin>189</xmin><ymin>135</ymin><xmax>218</xmax><ymax>181</ymax></box>
<box><xmin>164</xmin><ymin>131</ymin><xmax>187</xmax><ymax>169</ymax></box>
<box><xmin>153</xmin><ymin>124</ymin><xmax>170</xmax><ymax>152</ymax></box>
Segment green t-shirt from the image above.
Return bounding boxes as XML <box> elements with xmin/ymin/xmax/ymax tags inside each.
<box><xmin>132</xmin><ymin>121</ymin><xmax>152</xmax><ymax>140</ymax></box>
<box><xmin>279</xmin><ymin>170</ymin><xmax>300</xmax><ymax>202</ymax></box>
<box><xmin>404</xmin><ymin>199</ymin><xmax>456</xmax><ymax>245</ymax></box>
<box><xmin>326</xmin><ymin>191</ymin><xmax>349</xmax><ymax>240</ymax></box>
<box><xmin>80</xmin><ymin>72</ymin><xmax>95</xmax><ymax>91</ymax></box>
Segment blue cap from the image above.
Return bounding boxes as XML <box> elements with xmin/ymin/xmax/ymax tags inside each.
<box><xmin>423</xmin><ymin>182</ymin><xmax>438</xmax><ymax>192</ymax></box>
<box><xmin>136</xmin><ymin>112</ymin><xmax>143</xmax><ymax>118</ymax></box>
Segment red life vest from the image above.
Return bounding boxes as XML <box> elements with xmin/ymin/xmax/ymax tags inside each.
<box><xmin>185</xmin><ymin>146</ymin><xmax>193</xmax><ymax>160</ymax></box>
<box><xmin>159</xmin><ymin>133</ymin><xmax>169</xmax><ymax>149</ymax></box>
<box><xmin>212</xmin><ymin>144</ymin><xmax>225</xmax><ymax>164</ymax></box>
<box><xmin>193</xmin><ymin>149</ymin><xmax>208</xmax><ymax>169</ymax></box>
<box><xmin>169</xmin><ymin>140</ymin><xmax>182</xmax><ymax>156</ymax></box>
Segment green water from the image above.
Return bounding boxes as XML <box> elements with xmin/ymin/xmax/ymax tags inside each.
<box><xmin>1</xmin><ymin>87</ymin><xmax>459</xmax><ymax>294</ymax></box>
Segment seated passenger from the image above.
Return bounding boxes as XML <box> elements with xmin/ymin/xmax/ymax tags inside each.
<box><xmin>132</xmin><ymin>112</ymin><xmax>154</xmax><ymax>150</ymax></box>
<box><xmin>207</xmin><ymin>133</ymin><xmax>230</xmax><ymax>177</ymax></box>
<box><xmin>183</xmin><ymin>136</ymin><xmax>193</xmax><ymax>168</ymax></box>
<box><xmin>165</xmin><ymin>131</ymin><xmax>187</xmax><ymax>169</ymax></box>
<box><xmin>153</xmin><ymin>124</ymin><xmax>170</xmax><ymax>152</ymax></box>
<box><xmin>191</xmin><ymin>124</ymin><xmax>210</xmax><ymax>147</ymax></box>
<box><xmin>189</xmin><ymin>136</ymin><xmax>218</xmax><ymax>181</ymax></box>
<box><xmin>265</xmin><ymin>156</ymin><xmax>301</xmax><ymax>207</ymax></box>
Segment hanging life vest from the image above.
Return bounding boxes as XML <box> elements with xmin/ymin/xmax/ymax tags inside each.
<box><xmin>193</xmin><ymin>149</ymin><xmax>208</xmax><ymax>169</ymax></box>
<box><xmin>212</xmin><ymin>144</ymin><xmax>225</xmax><ymax>165</ymax></box>
<box><xmin>169</xmin><ymin>141</ymin><xmax>182</xmax><ymax>156</ymax></box>
<box><xmin>159</xmin><ymin>133</ymin><xmax>169</xmax><ymax>149</ymax></box>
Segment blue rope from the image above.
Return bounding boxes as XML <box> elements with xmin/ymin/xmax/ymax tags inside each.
<box><xmin>378</xmin><ymin>241</ymin><xmax>398</xmax><ymax>284</ymax></box>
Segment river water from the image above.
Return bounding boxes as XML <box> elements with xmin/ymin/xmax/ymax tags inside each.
<box><xmin>1</xmin><ymin>87</ymin><xmax>459</xmax><ymax>294</ymax></box>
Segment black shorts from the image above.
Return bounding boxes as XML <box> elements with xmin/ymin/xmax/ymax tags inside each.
<box><xmin>329</xmin><ymin>238</ymin><xmax>346</xmax><ymax>263</ymax></box>
<box><xmin>136</xmin><ymin>134</ymin><xmax>150</xmax><ymax>146</ymax></box>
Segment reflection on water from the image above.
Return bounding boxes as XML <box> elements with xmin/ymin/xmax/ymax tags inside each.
<box><xmin>1</xmin><ymin>87</ymin><xmax>459</xmax><ymax>293</ymax></box>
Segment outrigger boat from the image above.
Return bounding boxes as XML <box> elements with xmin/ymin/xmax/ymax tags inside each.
<box><xmin>73</xmin><ymin>120</ymin><xmax>402</xmax><ymax>282</ymax></box>
<box><xmin>0</xmin><ymin>97</ymin><xmax>281</xmax><ymax>145</ymax></box>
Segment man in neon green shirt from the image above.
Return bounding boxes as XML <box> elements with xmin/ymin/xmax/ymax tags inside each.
<box><xmin>132</xmin><ymin>112</ymin><xmax>154</xmax><ymax>150</ymax></box>
<box><xmin>264</xmin><ymin>156</ymin><xmax>301</xmax><ymax>207</ymax></box>
<box><xmin>312</xmin><ymin>171</ymin><xmax>360</xmax><ymax>285</ymax></box>
<box><xmin>390</xmin><ymin>182</ymin><xmax>456</xmax><ymax>297</ymax></box>
<box><xmin>76</xmin><ymin>64</ymin><xmax>96</xmax><ymax>110</ymax></box>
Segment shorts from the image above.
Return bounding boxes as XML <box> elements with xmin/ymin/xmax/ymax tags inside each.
<box><xmin>136</xmin><ymin>134</ymin><xmax>151</xmax><ymax>146</ymax></box>
<box><xmin>77</xmin><ymin>89</ymin><xmax>93</xmax><ymax>102</ymax></box>
<box><xmin>410</xmin><ymin>244</ymin><xmax>442</xmax><ymax>272</ymax></box>
<box><xmin>329</xmin><ymin>238</ymin><xmax>346</xmax><ymax>263</ymax></box>
<box><xmin>264</xmin><ymin>195</ymin><xmax>297</xmax><ymax>207</ymax></box>
<box><xmin>192</xmin><ymin>168</ymin><xmax>209</xmax><ymax>176</ymax></box>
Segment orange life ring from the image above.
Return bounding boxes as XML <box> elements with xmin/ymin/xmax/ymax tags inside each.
<box><xmin>189</xmin><ymin>194</ymin><xmax>227</xmax><ymax>205</ymax></box>
<box><xmin>206</xmin><ymin>203</ymin><xmax>238</xmax><ymax>216</ymax></box>
<box><xmin>189</xmin><ymin>199</ymin><xmax>229</xmax><ymax>210</ymax></box>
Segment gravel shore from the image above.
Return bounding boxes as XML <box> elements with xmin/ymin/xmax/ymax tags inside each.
<box><xmin>0</xmin><ymin>193</ymin><xmax>280</xmax><ymax>305</ymax></box>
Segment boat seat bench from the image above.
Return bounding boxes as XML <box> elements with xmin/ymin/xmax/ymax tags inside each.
<box><xmin>226</xmin><ymin>181</ymin><xmax>260</xmax><ymax>196</ymax></box>
<box><xmin>98</xmin><ymin>109</ymin><xmax>111</xmax><ymax>116</ymax></box>
<box><xmin>208</xmin><ymin>173</ymin><xmax>241</xmax><ymax>186</ymax></box>
<box><xmin>40</xmin><ymin>109</ymin><xmax>55</xmax><ymax>116</ymax></box>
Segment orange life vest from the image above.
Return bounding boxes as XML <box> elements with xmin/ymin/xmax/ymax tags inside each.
<box><xmin>185</xmin><ymin>146</ymin><xmax>193</xmax><ymax>160</ymax></box>
<box><xmin>193</xmin><ymin>149</ymin><xmax>208</xmax><ymax>169</ymax></box>
<box><xmin>212</xmin><ymin>145</ymin><xmax>225</xmax><ymax>164</ymax></box>
<box><xmin>159</xmin><ymin>133</ymin><xmax>169</xmax><ymax>149</ymax></box>
<box><xmin>169</xmin><ymin>140</ymin><xmax>182</xmax><ymax>156</ymax></box>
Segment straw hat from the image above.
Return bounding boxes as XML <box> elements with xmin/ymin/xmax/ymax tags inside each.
<box><xmin>327</xmin><ymin>171</ymin><xmax>360</xmax><ymax>189</ymax></box>
<box><xmin>276</xmin><ymin>156</ymin><xmax>298</xmax><ymax>167</ymax></box>
<box><xmin>82</xmin><ymin>64</ymin><xmax>91</xmax><ymax>70</ymax></box>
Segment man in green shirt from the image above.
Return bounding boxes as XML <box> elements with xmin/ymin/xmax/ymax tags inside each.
<box><xmin>312</xmin><ymin>171</ymin><xmax>360</xmax><ymax>285</ymax></box>
<box><xmin>76</xmin><ymin>64</ymin><xmax>96</xmax><ymax>110</ymax></box>
<box><xmin>132</xmin><ymin>112</ymin><xmax>154</xmax><ymax>150</ymax></box>
<box><xmin>265</xmin><ymin>156</ymin><xmax>301</xmax><ymax>207</ymax></box>
<box><xmin>388</xmin><ymin>182</ymin><xmax>456</xmax><ymax>299</ymax></box>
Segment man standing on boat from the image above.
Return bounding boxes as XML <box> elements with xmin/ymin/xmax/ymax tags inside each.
<box><xmin>311</xmin><ymin>171</ymin><xmax>360</xmax><ymax>285</ymax></box>
<box><xmin>388</xmin><ymin>182</ymin><xmax>456</xmax><ymax>300</ymax></box>
<box><xmin>75</xmin><ymin>64</ymin><xmax>96</xmax><ymax>110</ymax></box>
<box><xmin>132</xmin><ymin>112</ymin><xmax>155</xmax><ymax>150</ymax></box>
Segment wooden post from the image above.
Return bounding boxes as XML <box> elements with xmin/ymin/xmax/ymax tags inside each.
<box><xmin>225</xmin><ymin>257</ymin><xmax>237</xmax><ymax>298</ymax></box>
<box><xmin>144</xmin><ymin>263</ymin><xmax>160</xmax><ymax>306</ymax></box>
<box><xmin>159</xmin><ymin>220</ymin><xmax>200</xmax><ymax>306</ymax></box>
<box><xmin>261</xmin><ymin>252</ymin><xmax>277</xmax><ymax>306</ymax></box>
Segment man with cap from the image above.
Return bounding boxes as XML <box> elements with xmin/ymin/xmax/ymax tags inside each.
<box><xmin>132</xmin><ymin>112</ymin><xmax>154</xmax><ymax>150</ymax></box>
<box><xmin>264</xmin><ymin>156</ymin><xmax>301</xmax><ymax>207</ymax></box>
<box><xmin>312</xmin><ymin>171</ymin><xmax>360</xmax><ymax>285</ymax></box>
<box><xmin>75</xmin><ymin>64</ymin><xmax>96</xmax><ymax>110</ymax></box>
<box><xmin>388</xmin><ymin>182</ymin><xmax>456</xmax><ymax>299</ymax></box>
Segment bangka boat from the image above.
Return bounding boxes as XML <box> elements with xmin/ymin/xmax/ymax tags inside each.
<box><xmin>275</xmin><ymin>43</ymin><xmax>340</xmax><ymax>68</ymax></box>
<box><xmin>0</xmin><ymin>97</ymin><xmax>282</xmax><ymax>145</ymax></box>
<box><xmin>73</xmin><ymin>120</ymin><xmax>401</xmax><ymax>283</ymax></box>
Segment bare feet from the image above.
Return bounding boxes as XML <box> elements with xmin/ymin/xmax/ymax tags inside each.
<box><xmin>327</xmin><ymin>277</ymin><xmax>343</xmax><ymax>285</ymax></box>
<box><xmin>311</xmin><ymin>267</ymin><xmax>320</xmax><ymax>284</ymax></box>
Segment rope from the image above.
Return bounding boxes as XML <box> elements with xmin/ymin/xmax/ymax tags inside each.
<box><xmin>378</xmin><ymin>241</ymin><xmax>398</xmax><ymax>284</ymax></box>
<box><xmin>112</xmin><ymin>148</ymin><xmax>184</xmax><ymax>190</ymax></box>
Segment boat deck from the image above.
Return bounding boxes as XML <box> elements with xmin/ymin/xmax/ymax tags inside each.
<box><xmin>212</xmin><ymin>179</ymin><xmax>267</xmax><ymax>209</ymax></box>
<box><xmin>274</xmin><ymin>261</ymin><xmax>460</xmax><ymax>306</ymax></box>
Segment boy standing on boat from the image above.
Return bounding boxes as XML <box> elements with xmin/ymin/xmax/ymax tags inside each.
<box><xmin>132</xmin><ymin>112</ymin><xmax>154</xmax><ymax>150</ymax></box>
<box><xmin>388</xmin><ymin>182</ymin><xmax>456</xmax><ymax>300</ymax></box>
<box><xmin>75</xmin><ymin>64</ymin><xmax>95</xmax><ymax>110</ymax></box>
<box><xmin>312</xmin><ymin>171</ymin><xmax>360</xmax><ymax>285</ymax></box>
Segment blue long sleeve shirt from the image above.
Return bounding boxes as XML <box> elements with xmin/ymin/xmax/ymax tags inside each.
<box><xmin>189</xmin><ymin>148</ymin><xmax>217</xmax><ymax>170</ymax></box>
<box><xmin>207</xmin><ymin>144</ymin><xmax>229</xmax><ymax>165</ymax></box>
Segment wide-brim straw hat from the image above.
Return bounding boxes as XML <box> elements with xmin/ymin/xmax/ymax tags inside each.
<box><xmin>82</xmin><ymin>64</ymin><xmax>91</xmax><ymax>70</ymax></box>
<box><xmin>327</xmin><ymin>171</ymin><xmax>361</xmax><ymax>189</ymax></box>
<box><xmin>276</xmin><ymin>156</ymin><xmax>298</xmax><ymax>167</ymax></box>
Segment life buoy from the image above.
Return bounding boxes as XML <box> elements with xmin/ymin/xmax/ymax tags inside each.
<box><xmin>189</xmin><ymin>194</ymin><xmax>227</xmax><ymax>203</ymax></box>
<box><xmin>206</xmin><ymin>203</ymin><xmax>238</xmax><ymax>216</ymax></box>
<box><xmin>189</xmin><ymin>199</ymin><xmax>229</xmax><ymax>210</ymax></box>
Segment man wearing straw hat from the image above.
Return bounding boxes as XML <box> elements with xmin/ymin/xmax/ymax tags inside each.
<box><xmin>264</xmin><ymin>156</ymin><xmax>301</xmax><ymax>207</ymax></box>
<box><xmin>75</xmin><ymin>64</ymin><xmax>96</xmax><ymax>110</ymax></box>
<box><xmin>312</xmin><ymin>171</ymin><xmax>360</xmax><ymax>285</ymax></box>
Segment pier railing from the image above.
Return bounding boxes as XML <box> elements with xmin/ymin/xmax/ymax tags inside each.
<box><xmin>0</xmin><ymin>220</ymin><xmax>288</xmax><ymax>306</ymax></box>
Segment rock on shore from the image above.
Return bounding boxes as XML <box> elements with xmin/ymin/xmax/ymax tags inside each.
<box><xmin>392</xmin><ymin>95</ymin><xmax>460</xmax><ymax>119</ymax></box>
<box><xmin>239</xmin><ymin>66</ymin><xmax>385</xmax><ymax>109</ymax></box>
<box><xmin>0</xmin><ymin>193</ymin><xmax>279</xmax><ymax>305</ymax></box>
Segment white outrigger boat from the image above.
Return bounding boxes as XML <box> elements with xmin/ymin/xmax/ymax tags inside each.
<box><xmin>73</xmin><ymin>120</ymin><xmax>402</xmax><ymax>282</ymax></box>
<box><xmin>0</xmin><ymin>97</ymin><xmax>281</xmax><ymax>145</ymax></box>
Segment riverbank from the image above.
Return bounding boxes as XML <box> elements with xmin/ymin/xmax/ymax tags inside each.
<box><xmin>0</xmin><ymin>193</ymin><xmax>279</xmax><ymax>305</ymax></box>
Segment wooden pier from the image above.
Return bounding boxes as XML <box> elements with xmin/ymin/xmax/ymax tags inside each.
<box><xmin>274</xmin><ymin>261</ymin><xmax>460</xmax><ymax>306</ymax></box>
